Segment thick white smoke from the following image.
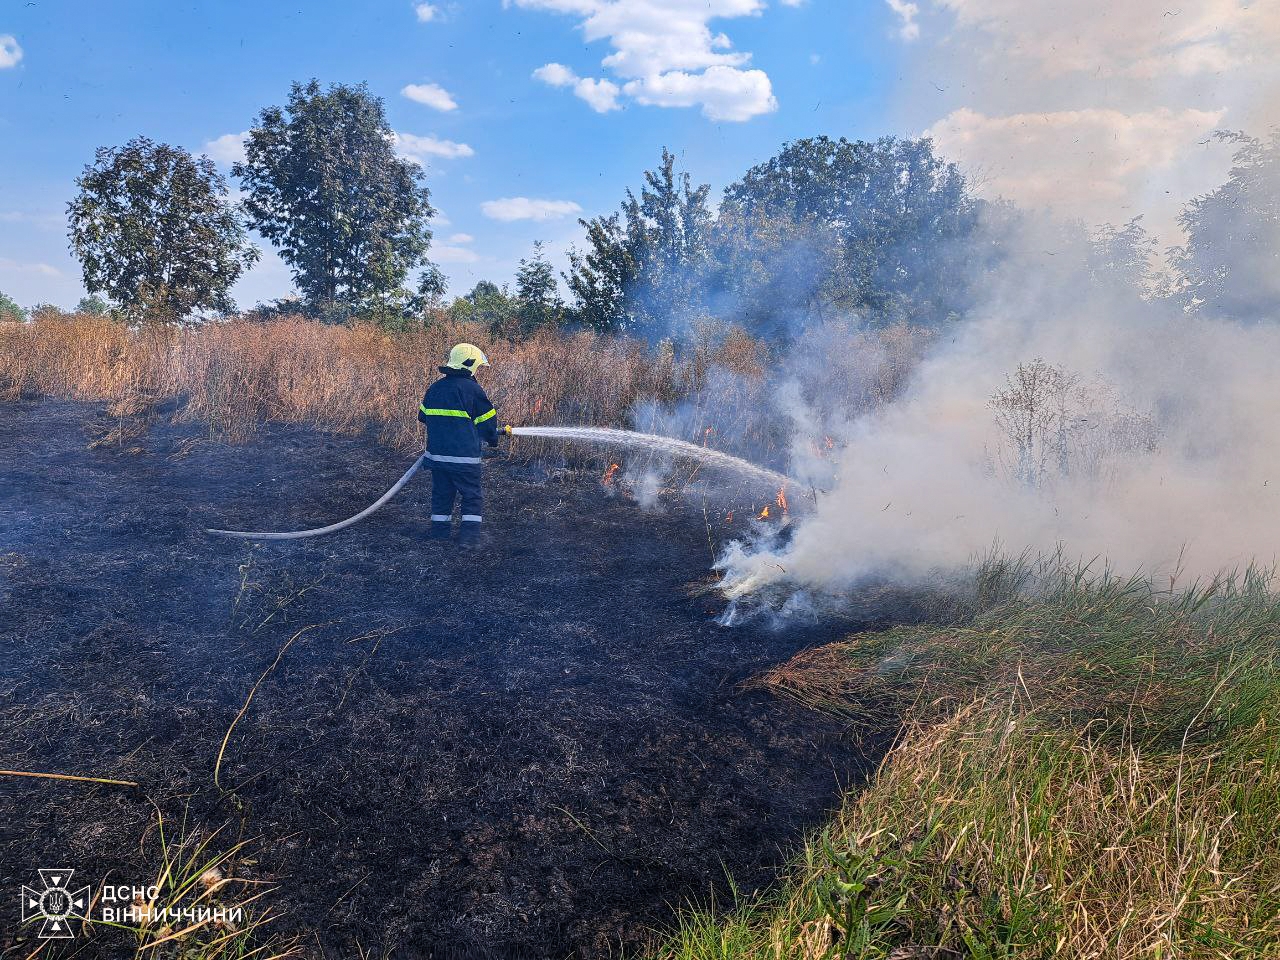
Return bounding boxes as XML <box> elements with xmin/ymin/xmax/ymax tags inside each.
<box><xmin>719</xmin><ymin>213</ymin><xmax>1280</xmax><ymax>597</ymax></box>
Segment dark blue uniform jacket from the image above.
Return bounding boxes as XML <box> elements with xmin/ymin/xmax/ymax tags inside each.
<box><xmin>417</xmin><ymin>367</ymin><xmax>499</xmax><ymax>463</ymax></box>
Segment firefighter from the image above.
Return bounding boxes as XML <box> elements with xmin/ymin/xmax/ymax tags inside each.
<box><xmin>418</xmin><ymin>343</ymin><xmax>503</xmax><ymax>543</ymax></box>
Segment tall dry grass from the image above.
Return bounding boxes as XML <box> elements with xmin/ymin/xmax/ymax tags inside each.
<box><xmin>0</xmin><ymin>314</ymin><xmax>930</xmax><ymax>467</ymax></box>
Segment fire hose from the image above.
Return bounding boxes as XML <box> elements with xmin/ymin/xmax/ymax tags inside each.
<box><xmin>206</xmin><ymin>424</ymin><xmax>795</xmax><ymax>540</ymax></box>
<box><xmin>205</xmin><ymin>426</ymin><xmax>515</xmax><ymax>541</ymax></box>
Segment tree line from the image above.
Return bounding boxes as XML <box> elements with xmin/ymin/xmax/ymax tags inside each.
<box><xmin>1</xmin><ymin>79</ymin><xmax>1273</xmax><ymax>334</ymax></box>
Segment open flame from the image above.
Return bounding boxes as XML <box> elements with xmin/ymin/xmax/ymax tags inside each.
<box><xmin>758</xmin><ymin>504</ymin><xmax>770</xmax><ymax>519</ymax></box>
<box><xmin>776</xmin><ymin>486</ymin><xmax>788</xmax><ymax>513</ymax></box>
<box><xmin>602</xmin><ymin>462</ymin><xmax>620</xmax><ymax>485</ymax></box>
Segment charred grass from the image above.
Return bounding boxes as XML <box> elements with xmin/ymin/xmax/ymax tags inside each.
<box><xmin>658</xmin><ymin>560</ymin><xmax>1280</xmax><ymax>959</ymax></box>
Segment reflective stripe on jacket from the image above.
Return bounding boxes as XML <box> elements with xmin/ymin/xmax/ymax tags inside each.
<box><xmin>417</xmin><ymin>367</ymin><xmax>499</xmax><ymax>463</ymax></box>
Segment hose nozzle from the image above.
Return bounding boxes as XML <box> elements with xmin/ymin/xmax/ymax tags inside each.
<box><xmin>502</xmin><ymin>424</ymin><xmax>513</xmax><ymax>435</ymax></box>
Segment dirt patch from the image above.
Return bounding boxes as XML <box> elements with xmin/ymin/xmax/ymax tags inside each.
<box><xmin>0</xmin><ymin>399</ymin><xmax>887</xmax><ymax>958</ymax></box>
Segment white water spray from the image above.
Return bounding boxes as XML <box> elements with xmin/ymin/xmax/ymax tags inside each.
<box><xmin>206</xmin><ymin>425</ymin><xmax>791</xmax><ymax>541</ymax></box>
<box><xmin>511</xmin><ymin>426</ymin><xmax>792</xmax><ymax>488</ymax></box>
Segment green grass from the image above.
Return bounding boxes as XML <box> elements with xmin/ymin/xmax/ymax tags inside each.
<box><xmin>655</xmin><ymin>561</ymin><xmax>1280</xmax><ymax>959</ymax></box>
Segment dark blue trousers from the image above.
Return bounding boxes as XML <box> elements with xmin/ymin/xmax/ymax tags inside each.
<box><xmin>429</xmin><ymin>463</ymin><xmax>483</xmax><ymax>523</ymax></box>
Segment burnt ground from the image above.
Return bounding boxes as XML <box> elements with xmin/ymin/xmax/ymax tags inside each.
<box><xmin>0</xmin><ymin>398</ymin><xmax>887</xmax><ymax>959</ymax></box>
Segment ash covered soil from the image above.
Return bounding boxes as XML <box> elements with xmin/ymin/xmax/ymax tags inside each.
<box><xmin>0</xmin><ymin>398</ymin><xmax>880</xmax><ymax>959</ymax></box>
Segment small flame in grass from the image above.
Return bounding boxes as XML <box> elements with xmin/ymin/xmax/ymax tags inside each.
<box><xmin>758</xmin><ymin>504</ymin><xmax>770</xmax><ymax>520</ymax></box>
<box><xmin>602</xmin><ymin>463</ymin><xmax>620</xmax><ymax>485</ymax></box>
<box><xmin>776</xmin><ymin>487</ymin><xmax>789</xmax><ymax>514</ymax></box>
<box><xmin>725</xmin><ymin>510</ymin><xmax>734</xmax><ymax>524</ymax></box>
<box><xmin>702</xmin><ymin>426</ymin><xmax>714</xmax><ymax>447</ymax></box>
<box><xmin>533</xmin><ymin>397</ymin><xmax>544</xmax><ymax>416</ymax></box>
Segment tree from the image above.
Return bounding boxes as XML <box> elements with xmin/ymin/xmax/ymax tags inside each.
<box><xmin>448</xmin><ymin>281</ymin><xmax>519</xmax><ymax>333</ymax></box>
<box><xmin>0</xmin><ymin>290</ymin><xmax>23</xmax><ymax>323</ymax></box>
<box><xmin>67</xmin><ymin>137</ymin><xmax>258</xmax><ymax>323</ymax></box>
<box><xmin>76</xmin><ymin>294</ymin><xmax>110</xmax><ymax>316</ymax></box>
<box><xmin>234</xmin><ymin>80</ymin><xmax>436</xmax><ymax>321</ymax></box>
<box><xmin>515</xmin><ymin>241</ymin><xmax>564</xmax><ymax>333</ymax></box>
<box><xmin>1169</xmin><ymin>131</ymin><xmax>1280</xmax><ymax>323</ymax></box>
<box><xmin>715</xmin><ymin>136</ymin><xmax>983</xmax><ymax>335</ymax></box>
<box><xmin>566</xmin><ymin>148</ymin><xmax>713</xmax><ymax>337</ymax></box>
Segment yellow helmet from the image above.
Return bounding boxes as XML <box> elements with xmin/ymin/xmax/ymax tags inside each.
<box><xmin>444</xmin><ymin>342</ymin><xmax>489</xmax><ymax>374</ymax></box>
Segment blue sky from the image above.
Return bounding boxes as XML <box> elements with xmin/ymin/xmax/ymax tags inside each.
<box><xmin>4</xmin><ymin>1</ymin><xmax>1269</xmax><ymax>310</ymax></box>
<box><xmin>0</xmin><ymin>1</ymin><xmax>907</xmax><ymax>310</ymax></box>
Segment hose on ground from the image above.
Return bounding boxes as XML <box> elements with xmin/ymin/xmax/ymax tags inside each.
<box><xmin>205</xmin><ymin>454</ymin><xmax>426</xmax><ymax>540</ymax></box>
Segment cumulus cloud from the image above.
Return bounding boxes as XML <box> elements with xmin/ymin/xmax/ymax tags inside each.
<box><xmin>414</xmin><ymin>2</ymin><xmax>439</xmax><ymax>21</ymax></box>
<box><xmin>934</xmin><ymin>0</ymin><xmax>1277</xmax><ymax>82</ymax></box>
<box><xmin>926</xmin><ymin>106</ymin><xmax>1225</xmax><ymax>227</ymax></box>
<box><xmin>884</xmin><ymin>0</ymin><xmax>919</xmax><ymax>41</ymax></box>
<box><xmin>393</xmin><ymin>132</ymin><xmax>475</xmax><ymax>163</ymax></box>
<box><xmin>0</xmin><ymin>35</ymin><xmax>21</xmax><ymax>69</ymax></box>
<box><xmin>447</xmin><ymin>232</ymin><xmax>474</xmax><ymax>244</ymax></box>
<box><xmin>533</xmin><ymin>62</ymin><xmax>621</xmax><ymax>112</ymax></box>
<box><xmin>624</xmin><ymin>65</ymin><xmax>774</xmax><ymax>122</ymax></box>
<box><xmin>201</xmin><ymin>131</ymin><xmax>250</xmax><ymax>167</ymax></box>
<box><xmin>401</xmin><ymin>82</ymin><xmax>458</xmax><ymax>111</ymax></box>
<box><xmin>433</xmin><ymin>244</ymin><xmax>480</xmax><ymax>263</ymax></box>
<box><xmin>0</xmin><ymin>257</ymin><xmax>59</xmax><ymax>277</ymax></box>
<box><xmin>896</xmin><ymin>0</ymin><xmax>1280</xmax><ymax>238</ymax></box>
<box><xmin>481</xmin><ymin>197</ymin><xmax>583</xmax><ymax>222</ymax></box>
<box><xmin>512</xmin><ymin>0</ymin><xmax>777</xmax><ymax>122</ymax></box>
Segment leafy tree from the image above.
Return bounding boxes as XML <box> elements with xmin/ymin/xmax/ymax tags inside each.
<box><xmin>67</xmin><ymin>137</ymin><xmax>258</xmax><ymax>323</ymax></box>
<box><xmin>1089</xmin><ymin>217</ymin><xmax>1158</xmax><ymax>294</ymax></box>
<box><xmin>448</xmin><ymin>280</ymin><xmax>520</xmax><ymax>333</ymax></box>
<box><xmin>0</xmin><ymin>290</ymin><xmax>24</xmax><ymax>322</ymax></box>
<box><xmin>566</xmin><ymin>148</ymin><xmax>713</xmax><ymax>337</ymax></box>
<box><xmin>1169</xmin><ymin>131</ymin><xmax>1280</xmax><ymax>323</ymax></box>
<box><xmin>75</xmin><ymin>294</ymin><xmax>110</xmax><ymax>316</ymax></box>
<box><xmin>234</xmin><ymin>80</ymin><xmax>436</xmax><ymax>320</ymax></box>
<box><xmin>715</xmin><ymin>135</ymin><xmax>983</xmax><ymax>335</ymax></box>
<box><xmin>515</xmin><ymin>241</ymin><xmax>564</xmax><ymax>333</ymax></box>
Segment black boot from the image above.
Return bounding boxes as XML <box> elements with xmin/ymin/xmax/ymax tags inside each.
<box><xmin>428</xmin><ymin>520</ymin><xmax>452</xmax><ymax>541</ymax></box>
<box><xmin>457</xmin><ymin>522</ymin><xmax>491</xmax><ymax>549</ymax></box>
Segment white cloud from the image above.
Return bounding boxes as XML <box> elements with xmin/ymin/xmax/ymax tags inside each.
<box><xmin>0</xmin><ymin>35</ymin><xmax>21</xmax><ymax>69</ymax></box>
<box><xmin>533</xmin><ymin>62</ymin><xmax>577</xmax><ymax>87</ymax></box>
<box><xmin>934</xmin><ymin>0</ymin><xmax>1278</xmax><ymax>81</ymax></box>
<box><xmin>447</xmin><ymin>233</ymin><xmax>474</xmax><ymax>244</ymax></box>
<box><xmin>433</xmin><ymin>245</ymin><xmax>481</xmax><ymax>263</ymax></box>
<box><xmin>624</xmin><ymin>65</ymin><xmax>775</xmax><ymax>122</ymax></box>
<box><xmin>903</xmin><ymin>0</ymin><xmax>1280</xmax><ymax>238</ymax></box>
<box><xmin>401</xmin><ymin>82</ymin><xmax>458</xmax><ymax>111</ymax></box>
<box><xmin>393</xmin><ymin>131</ymin><xmax>475</xmax><ymax>163</ymax></box>
<box><xmin>433</xmin><ymin>209</ymin><xmax>451</xmax><ymax>226</ymax></box>
<box><xmin>885</xmin><ymin>0</ymin><xmax>919</xmax><ymax>41</ymax></box>
<box><xmin>481</xmin><ymin>197</ymin><xmax>583</xmax><ymax>222</ymax></box>
<box><xmin>414</xmin><ymin>2</ymin><xmax>439</xmax><ymax>21</ymax></box>
<box><xmin>0</xmin><ymin>257</ymin><xmax>60</xmax><ymax>277</ymax></box>
<box><xmin>779</xmin><ymin>0</ymin><xmax>806</xmax><ymax>6</ymax></box>
<box><xmin>926</xmin><ymin>106</ymin><xmax>1227</xmax><ymax>227</ymax></box>
<box><xmin>532</xmin><ymin>63</ymin><xmax>621</xmax><ymax>112</ymax></box>
<box><xmin>201</xmin><ymin>131</ymin><xmax>249</xmax><ymax>167</ymax></box>
<box><xmin>512</xmin><ymin>0</ymin><xmax>777</xmax><ymax>121</ymax></box>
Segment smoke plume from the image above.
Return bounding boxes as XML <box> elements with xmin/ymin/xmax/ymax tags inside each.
<box><xmin>719</xmin><ymin>209</ymin><xmax>1280</xmax><ymax>598</ymax></box>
